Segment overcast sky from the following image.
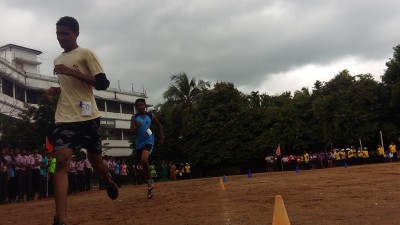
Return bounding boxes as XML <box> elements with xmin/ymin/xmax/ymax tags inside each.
<box><xmin>1</xmin><ymin>0</ymin><xmax>400</xmax><ymax>105</ymax></box>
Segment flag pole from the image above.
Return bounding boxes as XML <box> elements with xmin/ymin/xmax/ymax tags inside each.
<box><xmin>380</xmin><ymin>130</ymin><xmax>384</xmax><ymax>151</ymax></box>
<box><xmin>359</xmin><ymin>138</ymin><xmax>363</xmax><ymax>151</ymax></box>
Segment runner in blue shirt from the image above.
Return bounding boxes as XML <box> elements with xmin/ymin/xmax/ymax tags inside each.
<box><xmin>130</xmin><ymin>98</ymin><xmax>164</xmax><ymax>199</ymax></box>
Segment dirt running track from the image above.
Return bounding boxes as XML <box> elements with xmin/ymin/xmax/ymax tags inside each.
<box><xmin>1</xmin><ymin>163</ymin><xmax>400</xmax><ymax>225</ymax></box>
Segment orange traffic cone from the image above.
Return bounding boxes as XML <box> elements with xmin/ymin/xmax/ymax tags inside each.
<box><xmin>219</xmin><ymin>178</ymin><xmax>225</xmax><ymax>190</ymax></box>
<box><xmin>272</xmin><ymin>195</ymin><xmax>291</xmax><ymax>225</ymax></box>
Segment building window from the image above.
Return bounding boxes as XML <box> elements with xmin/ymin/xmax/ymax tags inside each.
<box><xmin>107</xmin><ymin>101</ymin><xmax>120</xmax><ymax>113</ymax></box>
<box><xmin>95</xmin><ymin>99</ymin><xmax>105</xmax><ymax>112</ymax></box>
<box><xmin>27</xmin><ymin>90</ymin><xmax>43</xmax><ymax>104</ymax></box>
<box><xmin>2</xmin><ymin>79</ymin><xmax>13</xmax><ymax>97</ymax></box>
<box><xmin>121</xmin><ymin>102</ymin><xmax>134</xmax><ymax>114</ymax></box>
<box><xmin>15</xmin><ymin>85</ymin><xmax>25</xmax><ymax>102</ymax></box>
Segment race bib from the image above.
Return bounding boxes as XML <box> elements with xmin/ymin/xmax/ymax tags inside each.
<box><xmin>81</xmin><ymin>101</ymin><xmax>92</xmax><ymax>116</ymax></box>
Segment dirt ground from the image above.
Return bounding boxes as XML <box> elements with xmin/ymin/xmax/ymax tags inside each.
<box><xmin>1</xmin><ymin>162</ymin><xmax>400</xmax><ymax>225</ymax></box>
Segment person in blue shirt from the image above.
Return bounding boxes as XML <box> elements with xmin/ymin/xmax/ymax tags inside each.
<box><xmin>7</xmin><ymin>149</ymin><xmax>16</xmax><ymax>202</ymax></box>
<box><xmin>113</xmin><ymin>160</ymin><xmax>121</xmax><ymax>188</ymax></box>
<box><xmin>130</xmin><ymin>98</ymin><xmax>164</xmax><ymax>199</ymax></box>
<box><xmin>40</xmin><ymin>151</ymin><xmax>49</xmax><ymax>199</ymax></box>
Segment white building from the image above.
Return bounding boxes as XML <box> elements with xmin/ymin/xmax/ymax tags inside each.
<box><xmin>0</xmin><ymin>43</ymin><xmax>146</xmax><ymax>156</ymax></box>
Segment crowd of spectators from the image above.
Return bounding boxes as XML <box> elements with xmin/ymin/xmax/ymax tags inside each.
<box><xmin>265</xmin><ymin>142</ymin><xmax>398</xmax><ymax>172</ymax></box>
<box><xmin>0</xmin><ymin>147</ymin><xmax>98</xmax><ymax>204</ymax></box>
<box><xmin>0</xmin><ymin>146</ymin><xmax>194</xmax><ymax>205</ymax></box>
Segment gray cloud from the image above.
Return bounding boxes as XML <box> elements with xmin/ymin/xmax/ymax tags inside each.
<box><xmin>1</xmin><ymin>0</ymin><xmax>399</xmax><ymax>104</ymax></box>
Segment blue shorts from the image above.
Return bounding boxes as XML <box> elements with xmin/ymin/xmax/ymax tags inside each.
<box><xmin>52</xmin><ymin>118</ymin><xmax>102</xmax><ymax>154</ymax></box>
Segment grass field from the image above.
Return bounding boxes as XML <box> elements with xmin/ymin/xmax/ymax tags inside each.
<box><xmin>1</xmin><ymin>162</ymin><xmax>400</xmax><ymax>225</ymax></box>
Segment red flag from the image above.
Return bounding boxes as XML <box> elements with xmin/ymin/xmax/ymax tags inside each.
<box><xmin>46</xmin><ymin>136</ymin><xmax>54</xmax><ymax>153</ymax></box>
<box><xmin>276</xmin><ymin>145</ymin><xmax>281</xmax><ymax>156</ymax></box>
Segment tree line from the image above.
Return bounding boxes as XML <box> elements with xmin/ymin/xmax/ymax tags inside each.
<box><xmin>152</xmin><ymin>45</ymin><xmax>400</xmax><ymax>170</ymax></box>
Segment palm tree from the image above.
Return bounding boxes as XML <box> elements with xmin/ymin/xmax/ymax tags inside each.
<box><xmin>162</xmin><ymin>72</ymin><xmax>210</xmax><ymax>123</ymax></box>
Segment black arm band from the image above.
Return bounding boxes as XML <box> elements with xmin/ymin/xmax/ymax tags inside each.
<box><xmin>95</xmin><ymin>73</ymin><xmax>110</xmax><ymax>90</ymax></box>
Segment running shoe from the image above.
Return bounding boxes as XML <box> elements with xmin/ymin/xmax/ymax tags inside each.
<box><xmin>53</xmin><ymin>216</ymin><xmax>67</xmax><ymax>225</ymax></box>
<box><xmin>147</xmin><ymin>179</ymin><xmax>154</xmax><ymax>199</ymax></box>
<box><xmin>106</xmin><ymin>181</ymin><xmax>119</xmax><ymax>200</ymax></box>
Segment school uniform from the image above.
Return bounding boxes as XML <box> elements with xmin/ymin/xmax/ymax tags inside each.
<box><xmin>31</xmin><ymin>153</ymin><xmax>42</xmax><ymax>200</ymax></box>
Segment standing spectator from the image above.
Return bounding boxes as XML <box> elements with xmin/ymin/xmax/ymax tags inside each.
<box><xmin>48</xmin><ymin>152</ymin><xmax>57</xmax><ymax>198</ymax></box>
<box><xmin>377</xmin><ymin>145</ymin><xmax>384</xmax><ymax>163</ymax></box>
<box><xmin>119</xmin><ymin>160</ymin><xmax>128</xmax><ymax>187</ymax></box>
<box><xmin>24</xmin><ymin>149</ymin><xmax>34</xmax><ymax>201</ymax></box>
<box><xmin>14</xmin><ymin>148</ymin><xmax>26</xmax><ymax>202</ymax></box>
<box><xmin>281</xmin><ymin>156</ymin><xmax>289</xmax><ymax>171</ymax></box>
<box><xmin>388</xmin><ymin>142</ymin><xmax>397</xmax><ymax>161</ymax></box>
<box><xmin>350</xmin><ymin>146</ymin><xmax>357</xmax><ymax>165</ymax></box>
<box><xmin>289</xmin><ymin>154</ymin><xmax>296</xmax><ymax>170</ymax></box>
<box><xmin>303</xmin><ymin>151</ymin><xmax>310</xmax><ymax>170</ymax></box>
<box><xmin>184</xmin><ymin>163</ymin><xmax>191</xmax><ymax>179</ymax></box>
<box><xmin>83</xmin><ymin>157</ymin><xmax>93</xmax><ymax>191</ymax></box>
<box><xmin>334</xmin><ymin>150</ymin><xmax>341</xmax><ymax>167</ymax></box>
<box><xmin>169</xmin><ymin>162</ymin><xmax>176</xmax><ymax>181</ymax></box>
<box><xmin>76</xmin><ymin>158</ymin><xmax>85</xmax><ymax>192</ymax></box>
<box><xmin>31</xmin><ymin>148</ymin><xmax>43</xmax><ymax>200</ymax></box>
<box><xmin>108</xmin><ymin>156</ymin><xmax>116</xmax><ymax>181</ymax></box>
<box><xmin>160</xmin><ymin>160</ymin><xmax>168</xmax><ymax>181</ymax></box>
<box><xmin>68</xmin><ymin>156</ymin><xmax>77</xmax><ymax>195</ymax></box>
<box><xmin>131</xmin><ymin>163</ymin><xmax>139</xmax><ymax>185</ymax></box>
<box><xmin>357</xmin><ymin>147</ymin><xmax>364</xmax><ymax>164</ymax></box>
<box><xmin>178</xmin><ymin>163</ymin><xmax>185</xmax><ymax>179</ymax></box>
<box><xmin>136</xmin><ymin>162</ymin><xmax>145</xmax><ymax>185</ymax></box>
<box><xmin>363</xmin><ymin>147</ymin><xmax>370</xmax><ymax>163</ymax></box>
<box><xmin>113</xmin><ymin>160</ymin><xmax>121</xmax><ymax>188</ymax></box>
<box><xmin>346</xmin><ymin>148</ymin><xmax>353</xmax><ymax>166</ymax></box>
<box><xmin>264</xmin><ymin>155</ymin><xmax>272</xmax><ymax>172</ymax></box>
<box><xmin>295</xmin><ymin>155</ymin><xmax>301</xmax><ymax>171</ymax></box>
<box><xmin>327</xmin><ymin>151</ymin><xmax>334</xmax><ymax>168</ymax></box>
<box><xmin>339</xmin><ymin>149</ymin><xmax>347</xmax><ymax>166</ymax></box>
<box><xmin>40</xmin><ymin>151</ymin><xmax>49</xmax><ymax>199</ymax></box>
<box><xmin>0</xmin><ymin>148</ymin><xmax>9</xmax><ymax>203</ymax></box>
<box><xmin>149</xmin><ymin>162</ymin><xmax>158</xmax><ymax>182</ymax></box>
<box><xmin>317</xmin><ymin>152</ymin><xmax>323</xmax><ymax>168</ymax></box>
<box><xmin>6</xmin><ymin>149</ymin><xmax>16</xmax><ymax>203</ymax></box>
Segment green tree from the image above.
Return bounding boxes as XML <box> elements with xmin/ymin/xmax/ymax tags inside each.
<box><xmin>382</xmin><ymin>45</ymin><xmax>400</xmax><ymax>84</ymax></box>
<box><xmin>184</xmin><ymin>82</ymin><xmax>262</xmax><ymax>167</ymax></box>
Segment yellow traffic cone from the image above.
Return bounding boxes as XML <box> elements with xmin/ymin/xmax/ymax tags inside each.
<box><xmin>272</xmin><ymin>195</ymin><xmax>291</xmax><ymax>225</ymax></box>
<box><xmin>219</xmin><ymin>178</ymin><xmax>225</xmax><ymax>190</ymax></box>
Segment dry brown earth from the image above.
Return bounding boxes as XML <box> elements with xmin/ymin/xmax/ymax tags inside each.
<box><xmin>1</xmin><ymin>162</ymin><xmax>400</xmax><ymax>225</ymax></box>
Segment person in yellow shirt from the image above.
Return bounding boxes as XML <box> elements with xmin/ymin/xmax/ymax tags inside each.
<box><xmin>346</xmin><ymin>148</ymin><xmax>354</xmax><ymax>166</ymax></box>
<box><xmin>362</xmin><ymin>147</ymin><xmax>369</xmax><ymax>163</ymax></box>
<box><xmin>389</xmin><ymin>142</ymin><xmax>397</xmax><ymax>161</ymax></box>
<box><xmin>335</xmin><ymin>150</ymin><xmax>341</xmax><ymax>167</ymax></box>
<box><xmin>339</xmin><ymin>149</ymin><xmax>347</xmax><ymax>166</ymax></box>
<box><xmin>304</xmin><ymin>151</ymin><xmax>310</xmax><ymax>169</ymax></box>
<box><xmin>357</xmin><ymin>147</ymin><xmax>364</xmax><ymax>164</ymax></box>
<box><xmin>350</xmin><ymin>146</ymin><xmax>357</xmax><ymax>165</ymax></box>
<box><xmin>377</xmin><ymin>145</ymin><xmax>384</xmax><ymax>163</ymax></box>
<box><xmin>184</xmin><ymin>163</ymin><xmax>191</xmax><ymax>179</ymax></box>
